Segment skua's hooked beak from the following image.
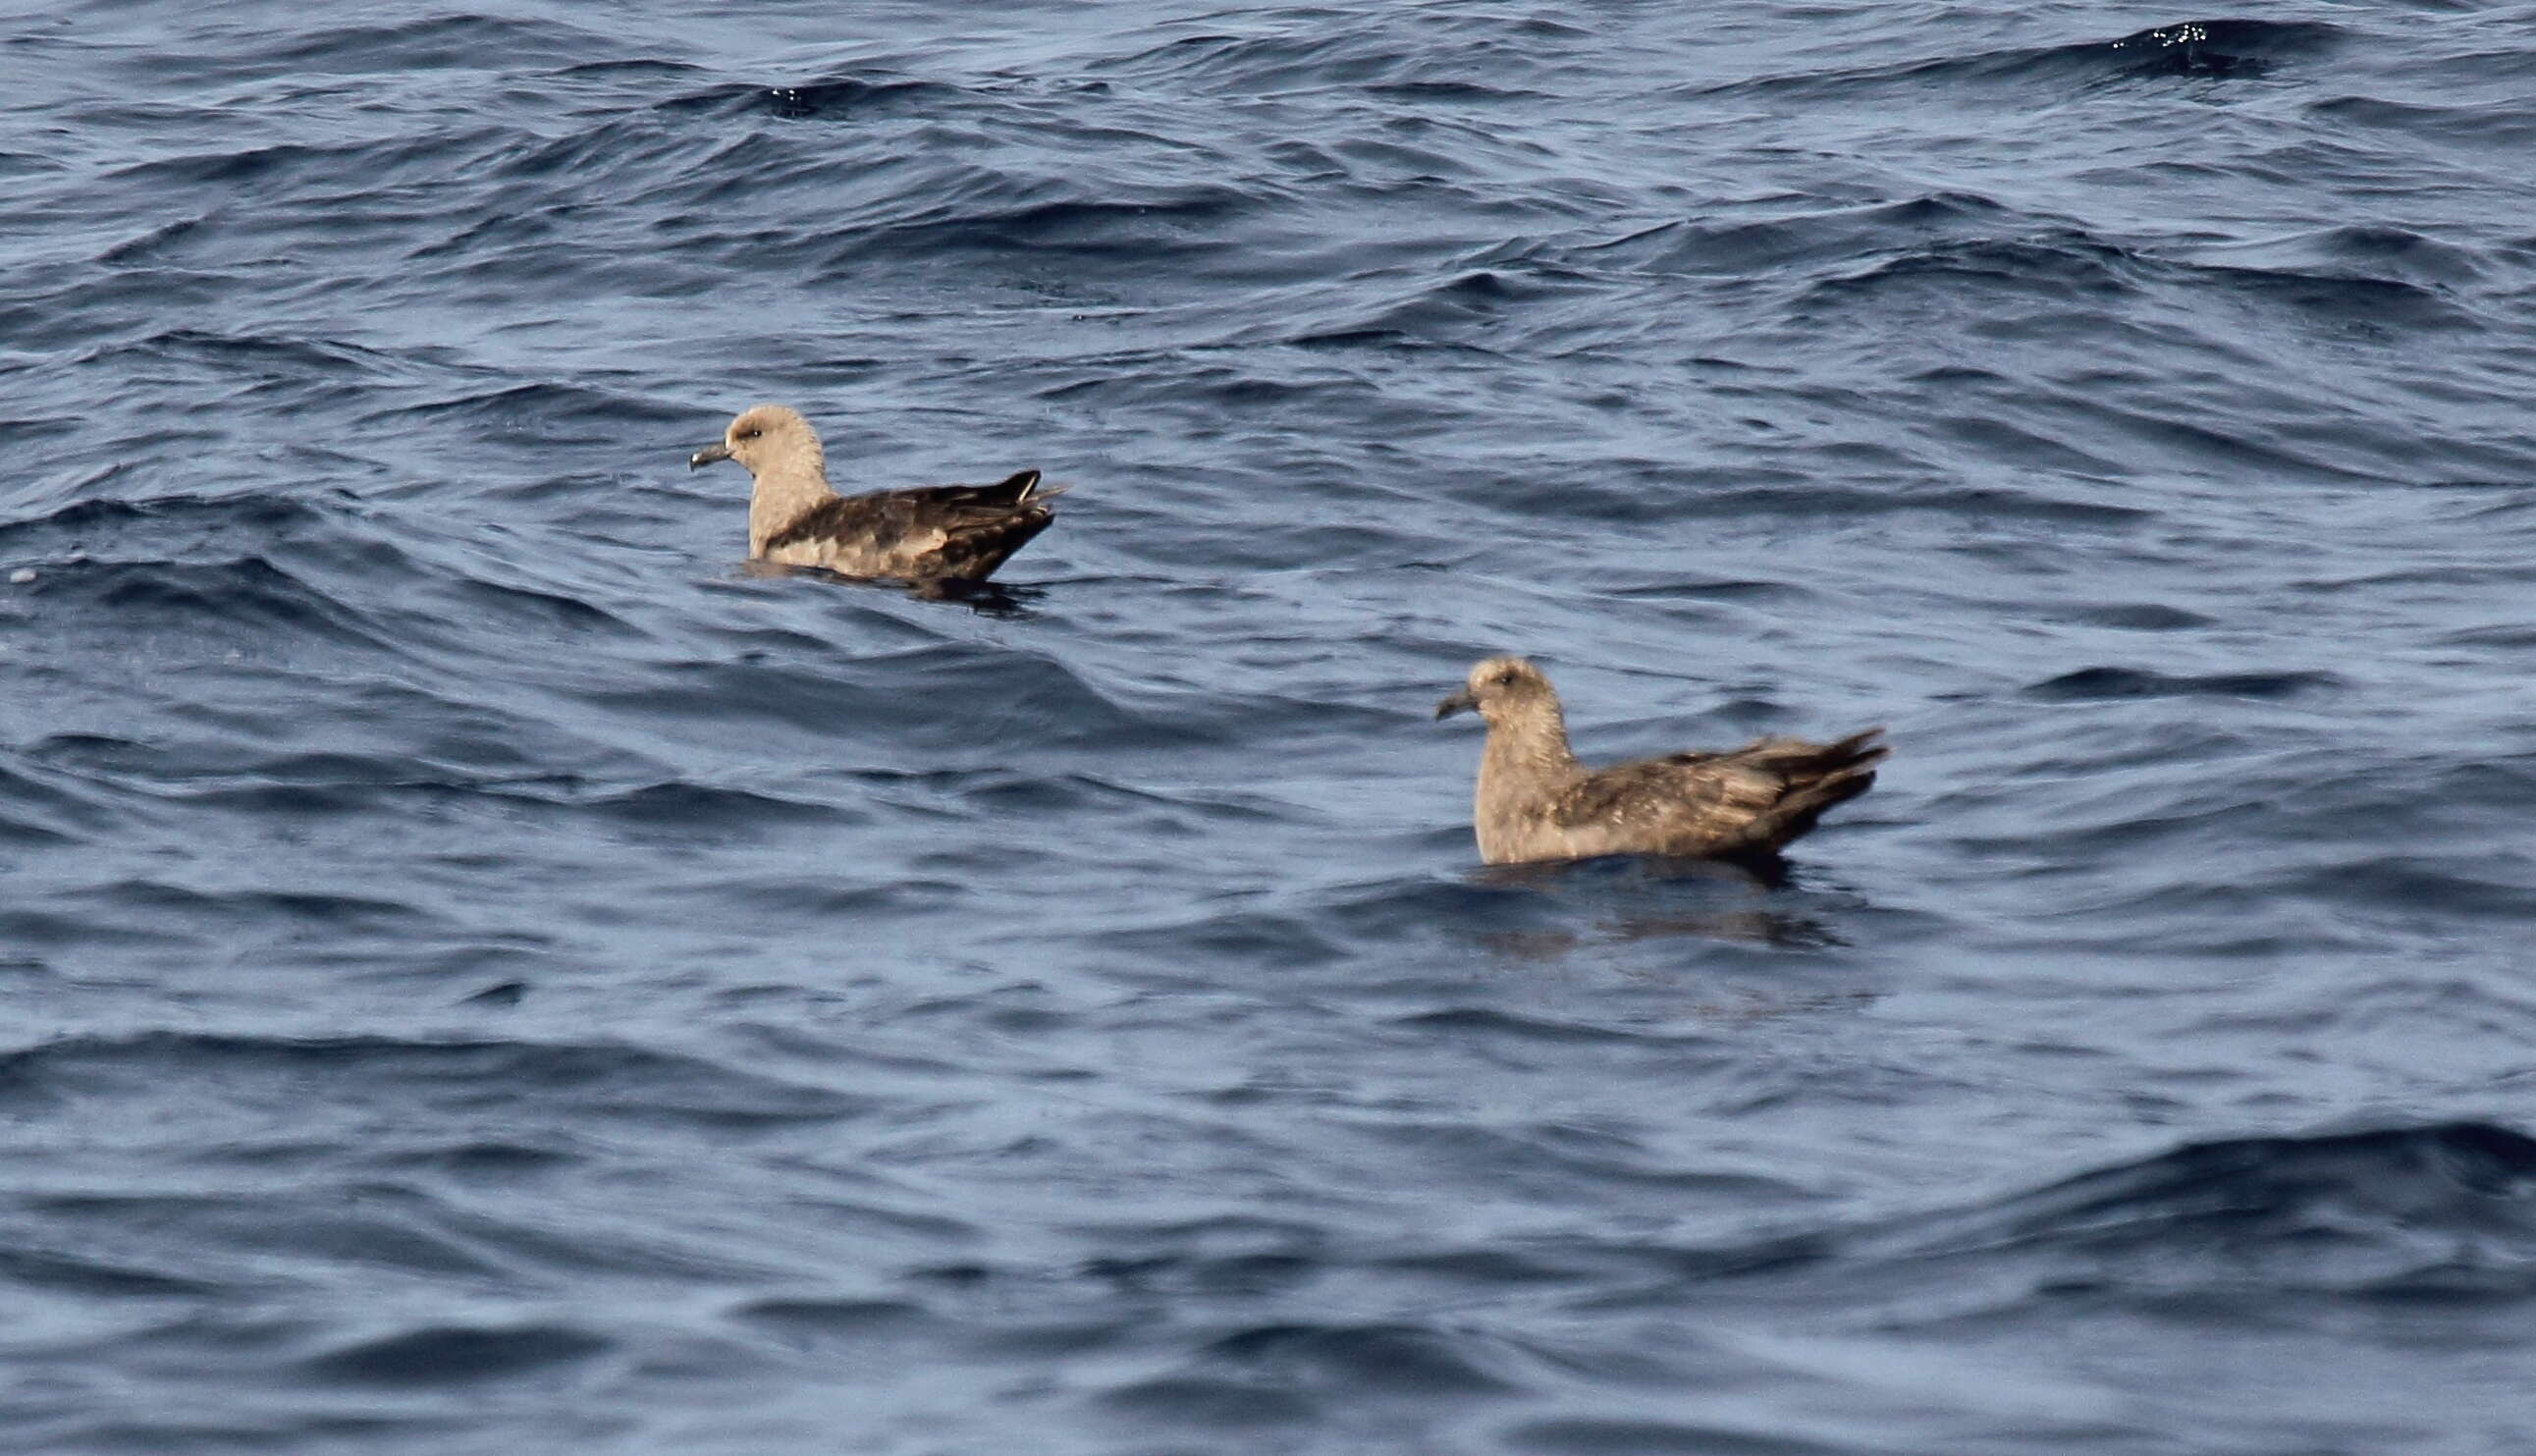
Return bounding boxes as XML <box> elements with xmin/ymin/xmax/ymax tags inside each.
<box><xmin>1434</xmin><ymin>689</ymin><xmax>1477</xmax><ymax>721</ymax></box>
<box><xmin>688</xmin><ymin>442</ymin><xmax>732</xmax><ymax>469</ymax></box>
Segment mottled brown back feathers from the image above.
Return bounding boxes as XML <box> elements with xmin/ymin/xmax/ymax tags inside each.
<box><xmin>758</xmin><ymin>470</ymin><xmax>1058</xmax><ymax>580</ymax></box>
<box><xmin>1438</xmin><ymin>656</ymin><xmax>1885</xmax><ymax>866</ymax></box>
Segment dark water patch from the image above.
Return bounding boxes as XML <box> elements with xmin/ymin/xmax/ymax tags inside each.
<box><xmin>28</xmin><ymin>734</ymin><xmax>631</xmax><ymax>811</ymax></box>
<box><xmin>524</xmin><ymin>779</ymin><xmax>857</xmax><ymax>834</ymax></box>
<box><xmin>769</xmin><ymin>77</ymin><xmax>972</xmax><ymax>123</ymax></box>
<box><xmin>27</xmin><ymin>1185</ymin><xmax>525</xmax><ymax>1285</ymax></box>
<box><xmin>2095</xmin><ymin>19</ymin><xmax>2339</xmax><ymax>80</ymax></box>
<box><xmin>1392</xmin><ymin>1007</ymin><xmax>1693</xmax><ymax>1048</ymax></box>
<box><xmin>2053</xmin><ymin>602</ymin><xmax>2216</xmax><ymax>631</ymax></box>
<box><xmin>685</xmin><ymin>875</ymin><xmax>967</xmax><ymax>921</ymax></box>
<box><xmin>376</xmin><ymin>1139</ymin><xmax>576</xmax><ymax>1181</ymax></box>
<box><xmin>2024</xmin><ymin>666</ymin><xmax>2340</xmax><ymax>702</ymax></box>
<box><xmin>1313</xmin><ymin>873</ymin><xmax>1564</xmax><ymax>942</ymax></box>
<box><xmin>32</xmin><ymin>556</ymin><xmax>404</xmax><ymax>662</ymax></box>
<box><xmin>939</xmin><ymin>769</ymin><xmax>1213</xmax><ymax>821</ymax></box>
<box><xmin>555</xmin><ymin>58</ymin><xmax>699</xmax><ymax>84</ymax></box>
<box><xmin>51</xmin><ymin>1415</ymin><xmax>459</xmax><ymax>1456</ymax></box>
<box><xmin>717</xmin><ymin>566</ymin><xmax>1048</xmax><ymax>620</ymax></box>
<box><xmin>2440</xmin><ymin>623</ymin><xmax>2536</xmax><ymax>649</ymax></box>
<box><xmin>1697</xmin><ymin>18</ymin><xmax>2341</xmax><ymax>101</ymax></box>
<box><xmin>370</xmin><ymin>379</ymin><xmax>698</xmax><ymax>434</ymax></box>
<box><xmin>1097</xmin><ymin>17</ymin><xmax>1583</xmax><ymax>96</ymax></box>
<box><xmin>1857</xmin><ymin>1122</ymin><xmax>2536</xmax><ymax>1287</ymax></box>
<box><xmin>823</xmin><ymin>188</ymin><xmax>1265</xmax><ymax>267</ymax></box>
<box><xmin>1348</xmin><ymin>856</ymin><xmax>1846</xmax><ymax>955</ymax></box>
<box><xmin>2288</xmin><ymin>856</ymin><xmax>2536</xmax><ymax>923</ymax></box>
<box><xmin>0</xmin><ymin>491</ymin><xmax>351</xmax><ymax>556</ymax></box>
<box><xmin>439</xmin><ymin>573</ymin><xmax>635</xmax><ymax>637</ymax></box>
<box><xmin>1185</xmin><ymin>1321</ymin><xmax>1522</xmax><ymax>1397</ymax></box>
<box><xmin>81</xmin><ymin>327</ymin><xmax>422</xmax><ymax>385</ymax></box>
<box><xmin>655</xmin><ymin>74</ymin><xmax>972</xmax><ymax>123</ymax></box>
<box><xmin>0</xmin><ymin>1244</ymin><xmax>222</xmax><ymax>1298</ymax></box>
<box><xmin>736</xmin><ymin>1296</ymin><xmax>945</xmax><ymax>1351</ymax></box>
<box><xmin>0</xmin><ymin>1034</ymin><xmax>871</xmax><ymax>1131</ymax></box>
<box><xmin>1357</xmin><ymin>1118</ymin><xmax>1816</xmax><ymax>1203</ymax></box>
<box><xmin>1583</xmin><ymin>190</ymin><xmax>2037</xmax><ymax>279</ymax></box>
<box><xmin>1917</xmin><ymin>412</ymin><xmax>2127</xmax><ymax>477</ymax></box>
<box><xmin>0</xmin><ymin>757</ymin><xmax>124</xmax><ymax>845</ymax></box>
<box><xmin>1076</xmin><ymin>1237</ymin><xmax>1324</xmax><ymax>1301</ymax></box>
<box><xmin>402</xmin><ymin>205</ymin><xmax>572</xmax><ymax>266</ymax></box>
<box><xmin>0</xmin><ymin>808</ymin><xmax>73</xmax><ymax>847</ymax></box>
<box><xmin>1094</xmin><ymin>907</ymin><xmax>1354</xmax><ymax>977</ymax></box>
<box><xmin>1096</xmin><ymin>1373</ymin><xmax>1317</xmax><ymax>1428</ymax></box>
<box><xmin>0</xmin><ymin>908</ymin><xmax>194</xmax><ymax>957</ymax></box>
<box><xmin>63</xmin><ymin>880</ymin><xmax>432</xmax><ymax>936</ymax></box>
<box><xmin>1363</xmin><ymin>80</ymin><xmax>1549</xmax><ymax>105</ymax></box>
<box><xmin>1284</xmin><ymin>267</ymin><xmax>1584</xmax><ymax>350</ymax></box>
<box><xmin>2310</xmin><ymin>94</ymin><xmax>2536</xmax><ymax>149</ymax></box>
<box><xmin>217</xmin><ymin>14</ymin><xmax>611</xmax><ymax>78</ymax></box>
<box><xmin>591</xmin><ymin>642</ymin><xmax>1222</xmax><ymax>757</ymax></box>
<box><xmin>102</xmin><ymin>129</ymin><xmax>505</xmax><ymax>203</ymax></box>
<box><xmin>2289</xmin><ymin>225</ymin><xmax>2490</xmax><ymax>287</ymax></box>
<box><xmin>2176</xmin><ymin>260</ymin><xmax>2475</xmax><ymax>330</ymax></box>
<box><xmin>1505</xmin><ymin>1416</ymin><xmax>1847</xmax><ymax>1456</ymax></box>
<box><xmin>94</xmin><ymin>214</ymin><xmax>222</xmax><ymax>267</ymax></box>
<box><xmin>1610</xmin><ymin>578</ymin><xmax>1815</xmax><ymax>606</ymax></box>
<box><xmin>1372</xmin><ymin>1245</ymin><xmax>1620</xmax><ymax>1291</ymax></box>
<box><xmin>304</xmin><ymin>1322</ymin><xmax>610</xmax><ymax>1386</ymax></box>
<box><xmin>1602</xmin><ymin>1122</ymin><xmax>2536</xmax><ymax>1333</ymax></box>
<box><xmin>1805</xmin><ymin>233</ymin><xmax>2144</xmax><ymax>304</ymax></box>
<box><xmin>1610</xmin><ymin>484</ymin><xmax>2151</xmax><ymax>528</ymax></box>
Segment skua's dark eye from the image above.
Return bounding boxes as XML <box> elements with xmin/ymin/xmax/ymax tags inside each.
<box><xmin>736</xmin><ymin>428</ymin><xmax>761</xmax><ymax>441</ymax></box>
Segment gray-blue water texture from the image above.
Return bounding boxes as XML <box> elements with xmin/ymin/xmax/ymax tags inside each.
<box><xmin>5</xmin><ymin>3</ymin><xmax>2536</xmax><ymax>1452</ymax></box>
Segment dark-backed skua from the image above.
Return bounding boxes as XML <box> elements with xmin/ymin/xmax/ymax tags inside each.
<box><xmin>689</xmin><ymin>404</ymin><xmax>1059</xmax><ymax>581</ymax></box>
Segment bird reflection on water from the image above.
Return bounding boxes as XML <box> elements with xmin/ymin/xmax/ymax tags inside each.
<box><xmin>1462</xmin><ymin>853</ymin><xmax>1851</xmax><ymax>959</ymax></box>
<box><xmin>733</xmin><ymin>557</ymin><xmax>1046</xmax><ymax>619</ymax></box>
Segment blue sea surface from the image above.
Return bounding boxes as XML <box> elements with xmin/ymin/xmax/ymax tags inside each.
<box><xmin>5</xmin><ymin>3</ymin><xmax>2536</xmax><ymax>1451</ymax></box>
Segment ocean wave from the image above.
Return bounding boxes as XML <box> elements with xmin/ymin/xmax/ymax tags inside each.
<box><xmin>1696</xmin><ymin>18</ymin><xmax>2346</xmax><ymax>100</ymax></box>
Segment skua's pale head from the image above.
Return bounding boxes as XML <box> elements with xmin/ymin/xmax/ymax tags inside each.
<box><xmin>688</xmin><ymin>404</ymin><xmax>823</xmax><ymax>478</ymax></box>
<box><xmin>1435</xmin><ymin>655</ymin><xmax>1555</xmax><ymax>723</ymax></box>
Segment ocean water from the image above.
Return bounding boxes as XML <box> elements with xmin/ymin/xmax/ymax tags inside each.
<box><xmin>5</xmin><ymin>2</ymin><xmax>2536</xmax><ymax>1451</ymax></box>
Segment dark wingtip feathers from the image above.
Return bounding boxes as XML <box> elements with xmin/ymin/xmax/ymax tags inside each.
<box><xmin>1735</xmin><ymin>728</ymin><xmax>1887</xmax><ymax>855</ymax></box>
